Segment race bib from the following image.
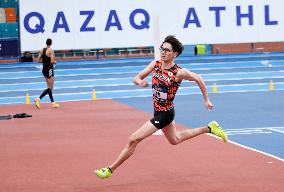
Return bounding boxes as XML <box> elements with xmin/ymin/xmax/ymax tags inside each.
<box><xmin>153</xmin><ymin>85</ymin><xmax>167</xmax><ymax>101</ymax></box>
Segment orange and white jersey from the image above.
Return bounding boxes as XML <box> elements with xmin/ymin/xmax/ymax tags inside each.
<box><xmin>152</xmin><ymin>60</ymin><xmax>181</xmax><ymax>111</ymax></box>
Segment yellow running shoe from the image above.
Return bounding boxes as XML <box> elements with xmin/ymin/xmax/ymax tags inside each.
<box><xmin>34</xmin><ymin>98</ymin><xmax>40</xmax><ymax>109</ymax></box>
<box><xmin>94</xmin><ymin>167</ymin><xmax>112</xmax><ymax>179</ymax></box>
<box><xmin>208</xmin><ymin>121</ymin><xmax>228</xmax><ymax>142</ymax></box>
<box><xmin>52</xmin><ymin>102</ymin><xmax>60</xmax><ymax>108</ymax></box>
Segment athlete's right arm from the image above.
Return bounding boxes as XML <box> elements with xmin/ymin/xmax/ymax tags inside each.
<box><xmin>133</xmin><ymin>60</ymin><xmax>155</xmax><ymax>87</ymax></box>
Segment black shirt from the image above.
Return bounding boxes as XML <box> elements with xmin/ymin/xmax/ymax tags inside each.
<box><xmin>42</xmin><ymin>48</ymin><xmax>53</xmax><ymax>69</ymax></box>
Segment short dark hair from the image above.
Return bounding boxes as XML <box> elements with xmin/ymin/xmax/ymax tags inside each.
<box><xmin>46</xmin><ymin>38</ymin><xmax>52</xmax><ymax>46</ymax></box>
<box><xmin>162</xmin><ymin>35</ymin><xmax>184</xmax><ymax>56</ymax></box>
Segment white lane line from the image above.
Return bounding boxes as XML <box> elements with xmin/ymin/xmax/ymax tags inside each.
<box><xmin>228</xmin><ymin>140</ymin><xmax>284</xmax><ymax>162</ymax></box>
<box><xmin>226</xmin><ymin>127</ymin><xmax>284</xmax><ymax>135</ymax></box>
<box><xmin>268</xmin><ymin>128</ymin><xmax>284</xmax><ymax>134</ymax></box>
<box><xmin>1</xmin><ymin>64</ymin><xmax>283</xmax><ymax>75</ymax></box>
<box><xmin>1</xmin><ymin>81</ymin><xmax>284</xmax><ymax>96</ymax></box>
<box><xmin>153</xmin><ymin>127</ymin><xmax>284</xmax><ymax>161</ymax></box>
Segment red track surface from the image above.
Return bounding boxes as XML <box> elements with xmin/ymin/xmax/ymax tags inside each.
<box><xmin>1</xmin><ymin>100</ymin><xmax>283</xmax><ymax>192</ymax></box>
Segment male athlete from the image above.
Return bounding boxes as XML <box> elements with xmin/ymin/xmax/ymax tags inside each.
<box><xmin>34</xmin><ymin>38</ymin><xmax>60</xmax><ymax>109</ymax></box>
<box><xmin>95</xmin><ymin>35</ymin><xmax>228</xmax><ymax>179</ymax></box>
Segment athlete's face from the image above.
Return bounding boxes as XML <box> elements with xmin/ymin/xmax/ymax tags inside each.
<box><xmin>160</xmin><ymin>42</ymin><xmax>177</xmax><ymax>62</ymax></box>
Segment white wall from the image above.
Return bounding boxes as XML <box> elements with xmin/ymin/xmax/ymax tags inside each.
<box><xmin>19</xmin><ymin>0</ymin><xmax>284</xmax><ymax>51</ymax></box>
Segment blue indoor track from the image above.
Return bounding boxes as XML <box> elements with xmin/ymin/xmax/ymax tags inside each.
<box><xmin>1</xmin><ymin>52</ymin><xmax>284</xmax><ymax>160</ymax></box>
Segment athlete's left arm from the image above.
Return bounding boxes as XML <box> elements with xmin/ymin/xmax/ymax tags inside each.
<box><xmin>176</xmin><ymin>68</ymin><xmax>213</xmax><ymax>111</ymax></box>
<box><xmin>49</xmin><ymin>49</ymin><xmax>56</xmax><ymax>64</ymax></box>
<box><xmin>37</xmin><ymin>50</ymin><xmax>42</xmax><ymax>63</ymax></box>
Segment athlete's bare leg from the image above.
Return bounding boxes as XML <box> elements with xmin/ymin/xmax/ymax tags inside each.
<box><xmin>109</xmin><ymin>121</ymin><xmax>158</xmax><ymax>172</ymax></box>
<box><xmin>162</xmin><ymin>121</ymin><xmax>210</xmax><ymax>145</ymax></box>
<box><xmin>45</xmin><ymin>76</ymin><xmax>54</xmax><ymax>90</ymax></box>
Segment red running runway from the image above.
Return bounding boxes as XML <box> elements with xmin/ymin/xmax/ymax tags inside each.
<box><xmin>0</xmin><ymin>100</ymin><xmax>283</xmax><ymax>192</ymax></box>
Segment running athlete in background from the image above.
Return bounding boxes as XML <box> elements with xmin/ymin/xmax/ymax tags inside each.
<box><xmin>34</xmin><ymin>38</ymin><xmax>60</xmax><ymax>109</ymax></box>
<box><xmin>95</xmin><ymin>35</ymin><xmax>228</xmax><ymax>179</ymax></box>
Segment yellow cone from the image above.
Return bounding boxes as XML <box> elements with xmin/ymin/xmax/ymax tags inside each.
<box><xmin>213</xmin><ymin>82</ymin><xmax>217</xmax><ymax>93</ymax></box>
<box><xmin>269</xmin><ymin>80</ymin><xmax>274</xmax><ymax>91</ymax></box>
<box><xmin>25</xmin><ymin>93</ymin><xmax>31</xmax><ymax>104</ymax></box>
<box><xmin>92</xmin><ymin>89</ymin><xmax>97</xmax><ymax>100</ymax></box>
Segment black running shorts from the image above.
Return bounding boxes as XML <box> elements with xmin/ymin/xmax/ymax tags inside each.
<box><xmin>150</xmin><ymin>108</ymin><xmax>175</xmax><ymax>129</ymax></box>
<box><xmin>42</xmin><ymin>68</ymin><xmax>54</xmax><ymax>78</ymax></box>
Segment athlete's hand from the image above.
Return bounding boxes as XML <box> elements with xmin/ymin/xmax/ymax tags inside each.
<box><xmin>205</xmin><ymin>99</ymin><xmax>213</xmax><ymax>111</ymax></box>
<box><xmin>139</xmin><ymin>79</ymin><xmax>149</xmax><ymax>87</ymax></box>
